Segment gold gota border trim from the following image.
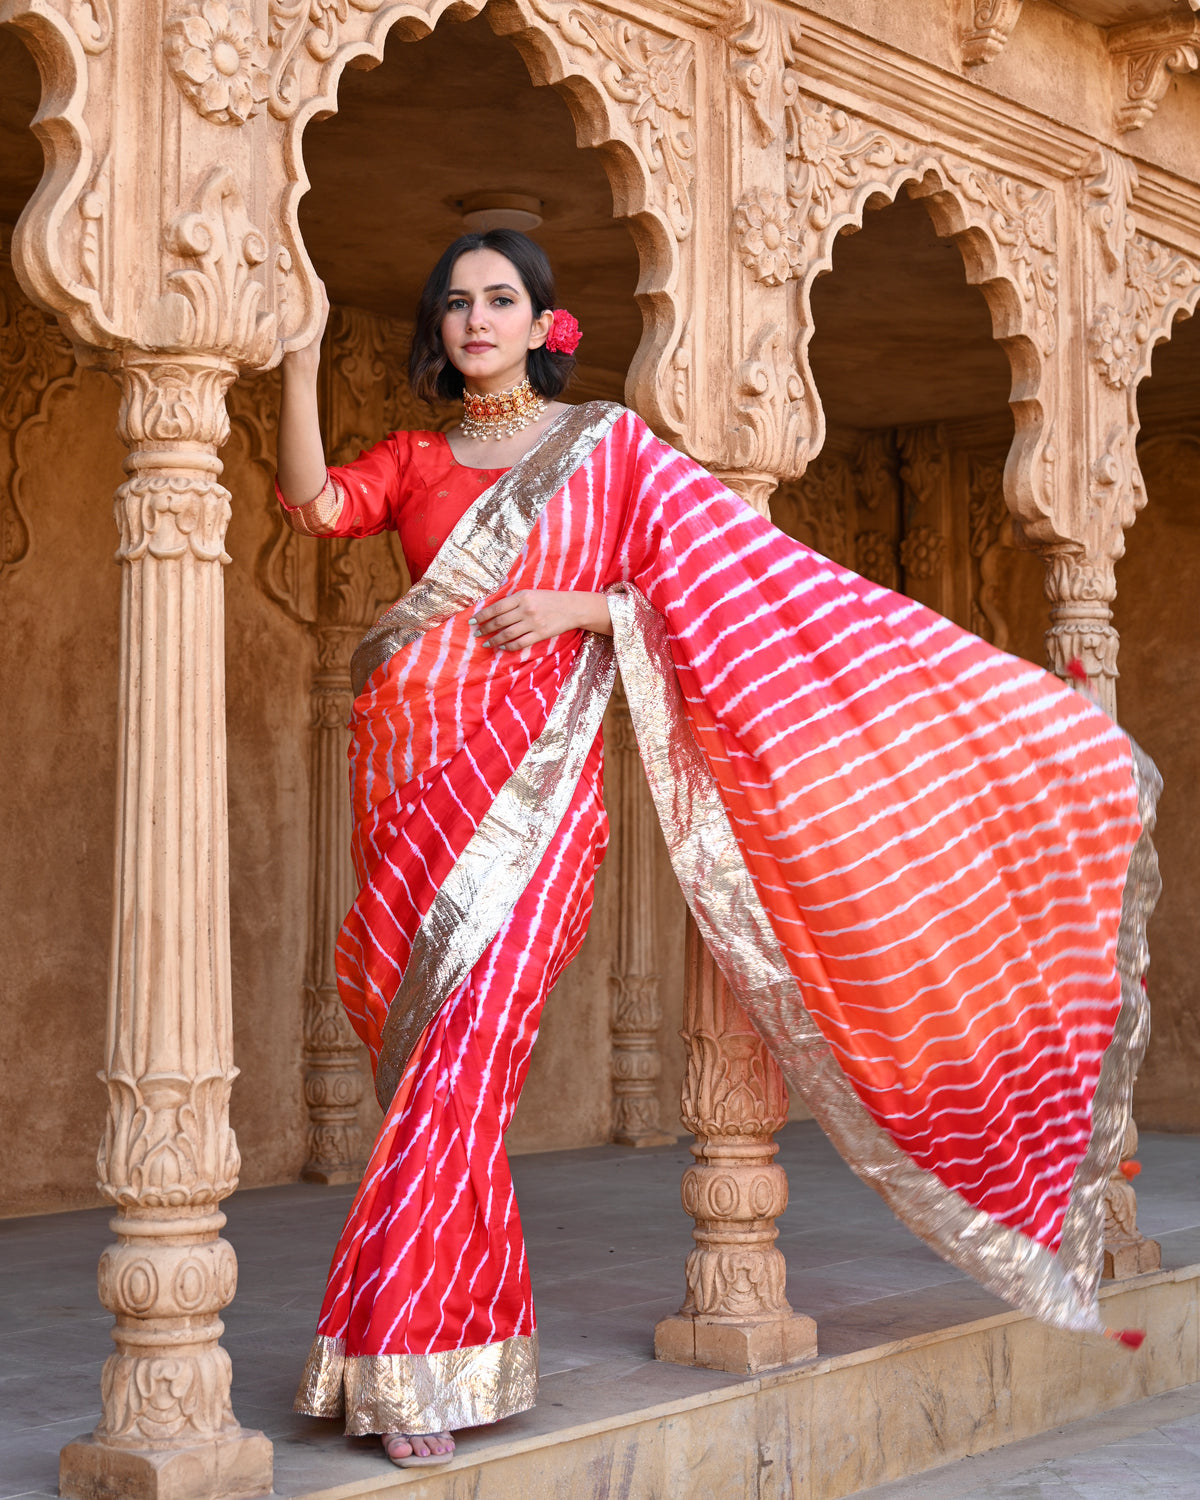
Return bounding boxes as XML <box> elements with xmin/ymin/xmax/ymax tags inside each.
<box><xmin>607</xmin><ymin>581</ymin><xmax>1161</xmax><ymax>1336</ymax></box>
<box><xmin>278</xmin><ymin>472</ymin><xmax>346</xmax><ymax>537</ymax></box>
<box><xmin>1056</xmin><ymin>737</ymin><xmax>1161</xmax><ymax>1308</ymax></box>
<box><xmin>374</xmin><ymin>628</ymin><xmax>616</xmax><ymax>1108</ymax></box>
<box><xmin>350</xmin><ymin>401</ymin><xmax>623</xmax><ymax>697</ymax></box>
<box><xmin>294</xmin><ymin>1331</ymin><xmax>539</xmax><ymax>1436</ymax></box>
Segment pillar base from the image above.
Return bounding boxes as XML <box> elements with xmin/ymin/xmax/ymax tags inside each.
<box><xmin>654</xmin><ymin>1311</ymin><xmax>817</xmax><ymax>1373</ymax></box>
<box><xmin>60</xmin><ymin>1427</ymin><xmax>272</xmax><ymax>1500</ymax></box>
<box><xmin>301</xmin><ymin>1163</ymin><xmax>365</xmax><ymax>1186</ymax></box>
<box><xmin>612</xmin><ymin>1128</ymin><xmax>678</xmax><ymax>1149</ymax></box>
<box><xmin>1104</xmin><ymin>1234</ymin><xmax>1162</xmax><ymax>1280</ymax></box>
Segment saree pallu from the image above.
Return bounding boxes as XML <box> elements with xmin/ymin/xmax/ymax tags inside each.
<box><xmin>296</xmin><ymin>402</ymin><xmax>1158</xmax><ymax>1436</ymax></box>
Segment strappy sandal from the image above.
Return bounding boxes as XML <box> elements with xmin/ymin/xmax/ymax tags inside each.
<box><xmin>382</xmin><ymin>1430</ymin><xmax>456</xmax><ymax>1468</ymax></box>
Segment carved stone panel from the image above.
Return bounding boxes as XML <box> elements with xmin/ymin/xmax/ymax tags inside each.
<box><xmin>0</xmin><ymin>236</ymin><xmax>78</xmax><ymax>585</ymax></box>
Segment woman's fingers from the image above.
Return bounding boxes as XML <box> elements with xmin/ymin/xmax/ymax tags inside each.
<box><xmin>475</xmin><ymin>607</ymin><xmax>523</xmax><ymax>636</ymax></box>
<box><xmin>482</xmin><ymin>624</ymin><xmax>538</xmax><ymax>649</ymax></box>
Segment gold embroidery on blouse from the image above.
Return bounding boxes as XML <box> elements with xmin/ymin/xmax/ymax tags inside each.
<box><xmin>279</xmin><ymin>473</ymin><xmax>345</xmax><ymax>538</ymax></box>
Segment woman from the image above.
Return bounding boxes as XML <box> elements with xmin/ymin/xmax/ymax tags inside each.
<box><xmin>277</xmin><ymin>230</ymin><xmax>1157</xmax><ymax>1469</ymax></box>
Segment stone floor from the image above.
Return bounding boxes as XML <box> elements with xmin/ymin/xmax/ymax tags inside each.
<box><xmin>2</xmin><ymin>1121</ymin><xmax>1198</xmax><ymax>1499</ymax></box>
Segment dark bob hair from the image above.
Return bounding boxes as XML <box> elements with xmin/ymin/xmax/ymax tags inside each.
<box><xmin>408</xmin><ymin>229</ymin><xmax>576</xmax><ymax>404</ymax></box>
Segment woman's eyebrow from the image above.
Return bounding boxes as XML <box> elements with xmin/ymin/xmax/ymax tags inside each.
<box><xmin>447</xmin><ymin>284</ymin><xmax>520</xmax><ymax>296</ymax></box>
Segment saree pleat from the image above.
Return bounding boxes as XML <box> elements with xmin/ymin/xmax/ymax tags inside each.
<box><xmin>296</xmin><ymin>403</ymin><xmax>1158</xmax><ymax>1434</ymax></box>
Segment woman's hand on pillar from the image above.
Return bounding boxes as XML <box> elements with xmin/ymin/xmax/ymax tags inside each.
<box><xmin>472</xmin><ymin>590</ymin><xmax>613</xmax><ymax>650</ymax></box>
<box><xmin>277</xmin><ymin>280</ymin><xmax>331</xmax><ymax>505</ymax></box>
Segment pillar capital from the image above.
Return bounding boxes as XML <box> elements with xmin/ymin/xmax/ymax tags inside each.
<box><xmin>710</xmin><ymin>468</ymin><xmax>777</xmax><ymax>517</ymax></box>
<box><xmin>1039</xmin><ymin>545</ymin><xmax>1119</xmax><ymax>717</ymax></box>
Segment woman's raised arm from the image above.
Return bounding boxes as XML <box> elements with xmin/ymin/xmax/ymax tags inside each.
<box><xmin>277</xmin><ymin>284</ymin><xmax>330</xmax><ymax>505</ymax></box>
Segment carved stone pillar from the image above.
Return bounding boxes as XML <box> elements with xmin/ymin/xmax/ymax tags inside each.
<box><xmin>655</xmin><ymin>916</ymin><xmax>816</xmax><ymax>1373</ymax></box>
<box><xmin>59</xmin><ymin>355</ymin><xmax>272</xmax><ymax>1500</ymax></box>
<box><xmin>301</xmin><ymin>623</ymin><xmax>368</xmax><ymax>1182</ymax></box>
<box><xmin>608</xmin><ymin>679</ymin><xmax>675</xmax><ymax>1148</ymax></box>
<box><xmin>1041</xmin><ymin>547</ymin><xmax>1120</xmax><ymax>720</ymax></box>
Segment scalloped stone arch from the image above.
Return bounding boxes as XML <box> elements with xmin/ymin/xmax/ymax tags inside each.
<box><xmin>1131</xmin><ymin>274</ymin><xmax>1200</xmax><ymax>427</ymax></box>
<box><xmin>274</xmin><ymin>0</ymin><xmax>692</xmax><ymax>441</ymax></box>
<box><xmin>792</xmin><ymin>152</ymin><xmax>1062</xmax><ymax>545</ymax></box>
<box><xmin>0</xmin><ymin>6</ymin><xmax>108</xmax><ymax>340</ymax></box>
<box><xmin>1114</xmin><ymin>275</ymin><xmax>1200</xmax><ymax>555</ymax></box>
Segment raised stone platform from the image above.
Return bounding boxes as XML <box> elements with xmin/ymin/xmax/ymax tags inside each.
<box><xmin>2</xmin><ymin>1123</ymin><xmax>1198</xmax><ymax>1500</ymax></box>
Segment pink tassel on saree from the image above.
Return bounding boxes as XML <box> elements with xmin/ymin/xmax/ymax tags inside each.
<box><xmin>292</xmin><ymin>402</ymin><xmax>1158</xmax><ymax>1435</ymax></box>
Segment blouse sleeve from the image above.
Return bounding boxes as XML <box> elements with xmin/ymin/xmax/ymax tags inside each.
<box><xmin>275</xmin><ymin>432</ymin><xmax>414</xmax><ymax>539</ymax></box>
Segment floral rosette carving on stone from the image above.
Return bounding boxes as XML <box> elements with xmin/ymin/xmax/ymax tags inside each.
<box><xmin>855</xmin><ymin>530</ymin><xmax>898</xmax><ymax>590</ymax></box>
<box><xmin>1090</xmin><ymin>303</ymin><xmax>1139</xmax><ymax>389</ymax></box>
<box><xmin>899</xmin><ymin>525</ymin><xmax>948</xmax><ymax>581</ymax></box>
<box><xmin>166</xmin><ymin>0</ymin><xmax>270</xmax><ymax>126</ymax></box>
<box><xmin>734</xmin><ymin>189</ymin><xmax>802</xmax><ymax>286</ymax></box>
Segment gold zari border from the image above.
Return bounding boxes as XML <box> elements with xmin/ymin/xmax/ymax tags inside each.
<box><xmin>279</xmin><ymin>472</ymin><xmax>345</xmax><ymax>537</ymax></box>
<box><xmin>608</xmin><ymin>581</ymin><xmax>1161</xmax><ymax>1336</ymax></box>
<box><xmin>295</xmin><ymin>1331</ymin><xmax>539</xmax><ymax>1436</ymax></box>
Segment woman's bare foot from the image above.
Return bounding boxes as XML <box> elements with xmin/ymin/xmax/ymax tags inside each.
<box><xmin>381</xmin><ymin>1433</ymin><xmax>413</xmax><ymax>1465</ymax></box>
<box><xmin>382</xmin><ymin>1430</ymin><xmax>455</xmax><ymax>1468</ymax></box>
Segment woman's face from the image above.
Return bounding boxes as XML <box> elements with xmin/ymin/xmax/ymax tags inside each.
<box><xmin>441</xmin><ymin>248</ymin><xmax>554</xmax><ymax>394</ymax></box>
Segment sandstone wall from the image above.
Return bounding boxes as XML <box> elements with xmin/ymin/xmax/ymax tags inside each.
<box><xmin>0</xmin><ymin>356</ymin><xmax>123</xmax><ymax>1216</ymax></box>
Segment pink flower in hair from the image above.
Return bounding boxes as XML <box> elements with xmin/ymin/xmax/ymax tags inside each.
<box><xmin>546</xmin><ymin>309</ymin><xmax>582</xmax><ymax>355</ymax></box>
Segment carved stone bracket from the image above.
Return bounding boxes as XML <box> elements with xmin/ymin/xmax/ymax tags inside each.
<box><xmin>656</xmin><ymin>916</ymin><xmax>815</xmax><ymax>1373</ymax></box>
<box><xmin>962</xmin><ymin>0</ymin><xmax>1024</xmax><ymax>68</ymax></box>
<box><xmin>608</xmin><ymin>679</ymin><xmax>675</xmax><ymax>1148</ymax></box>
<box><xmin>1059</xmin><ymin>149</ymin><xmax>1200</xmax><ymax>710</ymax></box>
<box><xmin>1108</xmin><ymin>13</ymin><xmax>1200</xmax><ymax>134</ymax></box>
<box><xmin>148</xmin><ymin>166</ymin><xmax>279</xmax><ymax>363</ymax></box>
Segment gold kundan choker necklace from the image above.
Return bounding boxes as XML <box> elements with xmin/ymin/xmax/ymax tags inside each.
<box><xmin>460</xmin><ymin>378</ymin><xmax>547</xmax><ymax>441</ymax></box>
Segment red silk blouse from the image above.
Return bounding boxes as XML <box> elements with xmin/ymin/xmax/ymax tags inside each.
<box><xmin>278</xmin><ymin>430</ymin><xmax>509</xmax><ymax>583</ymax></box>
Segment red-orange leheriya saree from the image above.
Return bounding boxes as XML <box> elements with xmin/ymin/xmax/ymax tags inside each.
<box><xmin>292</xmin><ymin>401</ymin><xmax>1159</xmax><ymax>1436</ymax></box>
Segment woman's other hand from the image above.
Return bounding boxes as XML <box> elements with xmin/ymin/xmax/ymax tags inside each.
<box><xmin>282</xmin><ymin>279</ymin><xmax>330</xmax><ymax>376</ymax></box>
<box><xmin>472</xmin><ymin>590</ymin><xmax>612</xmax><ymax>651</ymax></box>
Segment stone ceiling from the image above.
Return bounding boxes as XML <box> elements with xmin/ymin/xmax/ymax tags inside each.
<box><xmin>1052</xmin><ymin>0</ymin><xmax>1198</xmax><ymax>24</ymax></box>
